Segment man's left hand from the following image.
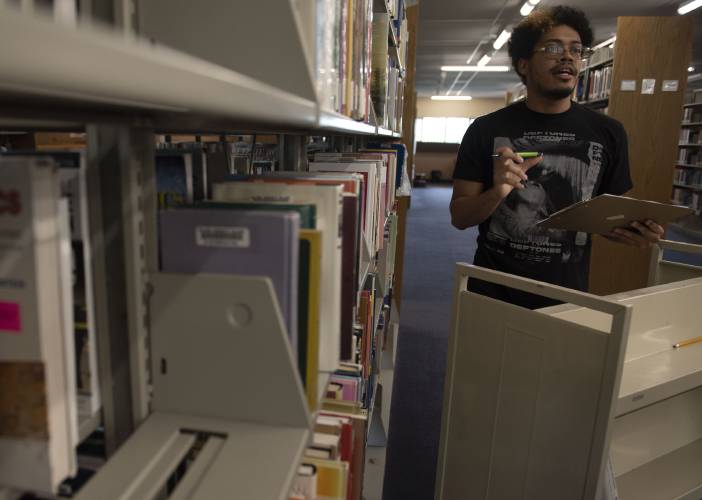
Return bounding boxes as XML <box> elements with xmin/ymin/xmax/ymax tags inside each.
<box><xmin>605</xmin><ymin>219</ymin><xmax>664</xmax><ymax>248</ymax></box>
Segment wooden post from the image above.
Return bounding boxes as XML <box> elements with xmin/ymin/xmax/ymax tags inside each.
<box><xmin>589</xmin><ymin>16</ymin><xmax>694</xmax><ymax>295</ymax></box>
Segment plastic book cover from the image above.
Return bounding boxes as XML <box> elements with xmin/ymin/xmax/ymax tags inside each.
<box><xmin>159</xmin><ymin>208</ymin><xmax>300</xmax><ymax>355</ymax></box>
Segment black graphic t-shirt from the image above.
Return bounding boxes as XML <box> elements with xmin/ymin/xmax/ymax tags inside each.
<box><xmin>453</xmin><ymin>101</ymin><xmax>633</xmax><ymax>309</ymax></box>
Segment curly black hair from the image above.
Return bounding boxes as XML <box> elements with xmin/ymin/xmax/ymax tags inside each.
<box><xmin>508</xmin><ymin>6</ymin><xmax>594</xmax><ymax>83</ymax></box>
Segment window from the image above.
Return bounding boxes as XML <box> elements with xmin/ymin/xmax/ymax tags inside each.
<box><xmin>414</xmin><ymin>117</ymin><xmax>473</xmax><ymax>144</ymax></box>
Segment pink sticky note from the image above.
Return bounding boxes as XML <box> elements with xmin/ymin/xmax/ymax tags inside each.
<box><xmin>0</xmin><ymin>302</ymin><xmax>21</xmax><ymax>333</ymax></box>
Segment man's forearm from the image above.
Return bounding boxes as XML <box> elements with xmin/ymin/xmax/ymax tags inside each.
<box><xmin>450</xmin><ymin>187</ymin><xmax>504</xmax><ymax>229</ymax></box>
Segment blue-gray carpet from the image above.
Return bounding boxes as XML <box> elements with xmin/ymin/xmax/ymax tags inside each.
<box><xmin>383</xmin><ymin>185</ymin><xmax>477</xmax><ymax>500</ymax></box>
<box><xmin>381</xmin><ymin>185</ymin><xmax>702</xmax><ymax>500</ymax></box>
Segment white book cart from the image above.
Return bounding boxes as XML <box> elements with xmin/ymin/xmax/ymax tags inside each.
<box><xmin>436</xmin><ymin>239</ymin><xmax>702</xmax><ymax>500</ymax></box>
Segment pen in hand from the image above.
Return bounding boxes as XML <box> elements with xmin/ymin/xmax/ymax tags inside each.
<box><xmin>491</xmin><ymin>151</ymin><xmax>543</xmax><ymax>159</ymax></box>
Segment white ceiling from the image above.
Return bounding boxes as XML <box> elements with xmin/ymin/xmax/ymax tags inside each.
<box><xmin>415</xmin><ymin>0</ymin><xmax>702</xmax><ymax>98</ymax></box>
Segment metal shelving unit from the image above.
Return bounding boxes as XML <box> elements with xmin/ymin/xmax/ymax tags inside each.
<box><xmin>0</xmin><ymin>1</ymin><xmax>409</xmax><ymax>498</ymax></box>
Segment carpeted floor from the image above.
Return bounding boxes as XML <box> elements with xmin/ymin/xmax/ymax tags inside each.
<box><xmin>381</xmin><ymin>184</ymin><xmax>702</xmax><ymax>500</ymax></box>
<box><xmin>382</xmin><ymin>184</ymin><xmax>477</xmax><ymax>500</ymax></box>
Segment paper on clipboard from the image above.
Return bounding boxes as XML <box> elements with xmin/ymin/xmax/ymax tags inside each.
<box><xmin>536</xmin><ymin>194</ymin><xmax>694</xmax><ymax>234</ymax></box>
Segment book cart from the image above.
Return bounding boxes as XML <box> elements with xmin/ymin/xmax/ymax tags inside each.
<box><xmin>0</xmin><ymin>1</ymin><xmax>416</xmax><ymax>498</ymax></box>
<box><xmin>436</xmin><ymin>239</ymin><xmax>702</xmax><ymax>500</ymax></box>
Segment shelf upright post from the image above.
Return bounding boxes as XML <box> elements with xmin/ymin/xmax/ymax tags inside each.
<box><xmin>280</xmin><ymin>133</ymin><xmax>308</xmax><ymax>171</ymax></box>
<box><xmin>85</xmin><ymin>124</ymin><xmax>155</xmax><ymax>454</ymax></box>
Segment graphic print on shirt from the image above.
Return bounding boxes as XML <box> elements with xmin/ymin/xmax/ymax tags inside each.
<box><xmin>488</xmin><ymin>132</ymin><xmax>603</xmax><ymax>265</ymax></box>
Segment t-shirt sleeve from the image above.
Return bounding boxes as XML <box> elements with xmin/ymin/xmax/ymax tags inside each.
<box><xmin>452</xmin><ymin>119</ymin><xmax>490</xmax><ymax>184</ymax></box>
<box><xmin>598</xmin><ymin>121</ymin><xmax>633</xmax><ymax>196</ymax></box>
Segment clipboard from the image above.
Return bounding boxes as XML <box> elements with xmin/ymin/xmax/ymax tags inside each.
<box><xmin>536</xmin><ymin>194</ymin><xmax>694</xmax><ymax>234</ymax></box>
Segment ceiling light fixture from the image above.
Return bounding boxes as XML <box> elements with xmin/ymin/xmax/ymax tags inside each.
<box><xmin>689</xmin><ymin>66</ymin><xmax>695</xmax><ymax>72</ymax></box>
<box><xmin>431</xmin><ymin>95</ymin><xmax>473</xmax><ymax>101</ymax></box>
<box><xmin>592</xmin><ymin>36</ymin><xmax>617</xmax><ymax>50</ymax></box>
<box><xmin>440</xmin><ymin>65</ymin><xmax>510</xmax><ymax>72</ymax></box>
<box><xmin>520</xmin><ymin>2</ymin><xmax>535</xmax><ymax>16</ymax></box>
<box><xmin>493</xmin><ymin>29</ymin><xmax>512</xmax><ymax>50</ymax></box>
<box><xmin>678</xmin><ymin>0</ymin><xmax>702</xmax><ymax>14</ymax></box>
<box><xmin>477</xmin><ymin>54</ymin><xmax>492</xmax><ymax>67</ymax></box>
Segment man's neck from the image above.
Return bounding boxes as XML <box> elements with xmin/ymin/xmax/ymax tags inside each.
<box><xmin>525</xmin><ymin>92</ymin><xmax>572</xmax><ymax>114</ymax></box>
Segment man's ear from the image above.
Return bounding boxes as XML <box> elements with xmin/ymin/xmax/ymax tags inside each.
<box><xmin>517</xmin><ymin>58</ymin><xmax>529</xmax><ymax>84</ymax></box>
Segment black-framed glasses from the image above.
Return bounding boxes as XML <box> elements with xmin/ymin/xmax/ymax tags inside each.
<box><xmin>534</xmin><ymin>42</ymin><xmax>594</xmax><ymax>60</ymax></box>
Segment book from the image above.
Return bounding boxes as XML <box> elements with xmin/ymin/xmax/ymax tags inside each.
<box><xmin>290</xmin><ymin>463</ymin><xmax>318</xmax><ymax>500</ymax></box>
<box><xmin>158</xmin><ymin>147</ymin><xmax>208</xmax><ymax>201</ymax></box>
<box><xmin>536</xmin><ymin>194</ymin><xmax>695</xmax><ymax>234</ymax></box>
<box><xmin>156</xmin><ymin>152</ymin><xmax>194</xmax><ymax>209</ymax></box>
<box><xmin>303</xmin><ymin>457</ymin><xmax>349</xmax><ymax>500</ymax></box>
<box><xmin>2</xmin><ymin>151</ymin><xmax>102</xmax><ymax>417</ymax></box>
<box><xmin>159</xmin><ymin>208</ymin><xmax>300</xmax><ymax>353</ymax></box>
<box><xmin>299</xmin><ymin>229</ymin><xmax>322</xmax><ymax>411</ymax></box>
<box><xmin>371</xmin><ymin>13</ymin><xmax>390</xmax><ymax>126</ymax></box>
<box><xmin>198</xmin><ymin>201</ymin><xmax>316</xmax><ymax>229</ymax></box>
<box><xmin>0</xmin><ymin>156</ymin><xmax>77</xmax><ymax>493</ymax></box>
<box><xmin>212</xmin><ymin>182</ymin><xmax>343</xmax><ymax>371</ymax></box>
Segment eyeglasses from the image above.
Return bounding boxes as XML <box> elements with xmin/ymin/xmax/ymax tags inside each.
<box><xmin>534</xmin><ymin>42</ymin><xmax>594</xmax><ymax>60</ymax></box>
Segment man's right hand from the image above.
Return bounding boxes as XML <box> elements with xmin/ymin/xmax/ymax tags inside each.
<box><xmin>492</xmin><ymin>147</ymin><xmax>544</xmax><ymax>199</ymax></box>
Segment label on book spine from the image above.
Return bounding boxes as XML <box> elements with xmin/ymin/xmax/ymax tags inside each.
<box><xmin>195</xmin><ymin>226</ymin><xmax>251</xmax><ymax>248</ymax></box>
<box><xmin>0</xmin><ymin>301</ymin><xmax>21</xmax><ymax>333</ymax></box>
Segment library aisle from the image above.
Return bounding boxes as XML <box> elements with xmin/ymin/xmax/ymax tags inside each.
<box><xmin>382</xmin><ymin>184</ymin><xmax>477</xmax><ymax>500</ymax></box>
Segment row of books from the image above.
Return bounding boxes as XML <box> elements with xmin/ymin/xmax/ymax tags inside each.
<box><xmin>155</xmin><ymin>144</ymin><xmax>406</xmax><ymax>410</ymax></box>
<box><xmin>372</xmin><ymin>13</ymin><xmax>405</xmax><ymax>131</ymax></box>
<box><xmin>679</xmin><ymin>128</ymin><xmax>701</xmax><ymax>145</ymax></box>
<box><xmin>316</xmin><ymin>0</ymin><xmax>374</xmax><ymax>120</ymax></box>
<box><xmin>682</xmin><ymin>107</ymin><xmax>702</xmax><ymax>123</ymax></box>
<box><xmin>673</xmin><ymin>168</ymin><xmax>702</xmax><ymax>186</ymax></box>
<box><xmin>576</xmin><ymin>63</ymin><xmax>612</xmax><ymax>103</ymax></box>
<box><xmin>672</xmin><ymin>187</ymin><xmax>702</xmax><ymax>213</ymax></box>
<box><xmin>678</xmin><ymin>147</ymin><xmax>701</xmax><ymax>165</ymax></box>
<box><xmin>587</xmin><ymin>44</ymin><xmax>615</xmax><ymax>68</ymax></box>
<box><xmin>684</xmin><ymin>90</ymin><xmax>702</xmax><ymax>105</ymax></box>
<box><xmin>291</xmin><ymin>366</ymin><xmax>369</xmax><ymax>500</ymax></box>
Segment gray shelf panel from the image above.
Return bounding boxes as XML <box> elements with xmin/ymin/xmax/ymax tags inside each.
<box><xmin>617</xmin><ymin>438</ymin><xmax>702</xmax><ymax>500</ymax></box>
<box><xmin>318</xmin><ymin>111</ymin><xmax>378</xmax><ymax>135</ymax></box>
<box><xmin>0</xmin><ymin>8</ymin><xmax>317</xmax><ymax>131</ymax></box>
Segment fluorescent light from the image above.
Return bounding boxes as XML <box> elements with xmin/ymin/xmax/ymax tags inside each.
<box><xmin>689</xmin><ymin>66</ymin><xmax>695</xmax><ymax>72</ymax></box>
<box><xmin>528</xmin><ymin>0</ymin><xmax>541</xmax><ymax>4</ymax></box>
<box><xmin>592</xmin><ymin>36</ymin><xmax>616</xmax><ymax>50</ymax></box>
<box><xmin>431</xmin><ymin>96</ymin><xmax>473</xmax><ymax>101</ymax></box>
<box><xmin>440</xmin><ymin>65</ymin><xmax>510</xmax><ymax>72</ymax></box>
<box><xmin>678</xmin><ymin>0</ymin><xmax>702</xmax><ymax>14</ymax></box>
<box><xmin>477</xmin><ymin>54</ymin><xmax>492</xmax><ymax>67</ymax></box>
<box><xmin>689</xmin><ymin>73</ymin><xmax>702</xmax><ymax>82</ymax></box>
<box><xmin>493</xmin><ymin>29</ymin><xmax>511</xmax><ymax>51</ymax></box>
<box><xmin>520</xmin><ymin>2</ymin><xmax>535</xmax><ymax>16</ymax></box>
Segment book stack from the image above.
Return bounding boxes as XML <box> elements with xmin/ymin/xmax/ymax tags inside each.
<box><xmin>316</xmin><ymin>0</ymin><xmax>374</xmax><ymax>121</ymax></box>
<box><xmin>679</xmin><ymin>129</ymin><xmax>701</xmax><ymax>145</ymax></box>
<box><xmin>291</xmin><ymin>395</ymin><xmax>368</xmax><ymax>500</ymax></box>
<box><xmin>682</xmin><ymin>107</ymin><xmax>702</xmax><ymax>123</ymax></box>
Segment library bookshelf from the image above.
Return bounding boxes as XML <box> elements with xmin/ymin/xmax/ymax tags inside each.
<box><xmin>0</xmin><ymin>1</ymin><xmax>416</xmax><ymax>499</ymax></box>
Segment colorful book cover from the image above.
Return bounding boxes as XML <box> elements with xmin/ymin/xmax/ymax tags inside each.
<box><xmin>300</xmin><ymin>229</ymin><xmax>322</xmax><ymax>411</ymax></box>
<box><xmin>159</xmin><ymin>208</ymin><xmax>300</xmax><ymax>354</ymax></box>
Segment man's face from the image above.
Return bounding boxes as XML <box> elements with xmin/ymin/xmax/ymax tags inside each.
<box><xmin>518</xmin><ymin>25</ymin><xmax>583</xmax><ymax>100</ymax></box>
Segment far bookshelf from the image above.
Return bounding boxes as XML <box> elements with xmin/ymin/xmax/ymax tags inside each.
<box><xmin>671</xmin><ymin>88</ymin><xmax>702</xmax><ymax>236</ymax></box>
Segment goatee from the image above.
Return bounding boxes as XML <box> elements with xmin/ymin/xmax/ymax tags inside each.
<box><xmin>543</xmin><ymin>86</ymin><xmax>575</xmax><ymax>99</ymax></box>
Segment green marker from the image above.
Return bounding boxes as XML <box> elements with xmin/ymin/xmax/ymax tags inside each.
<box><xmin>491</xmin><ymin>151</ymin><xmax>543</xmax><ymax>158</ymax></box>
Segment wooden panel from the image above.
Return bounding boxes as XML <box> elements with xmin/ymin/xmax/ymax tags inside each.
<box><xmin>0</xmin><ymin>361</ymin><xmax>48</xmax><ymax>439</ymax></box>
<box><xmin>589</xmin><ymin>16</ymin><xmax>694</xmax><ymax>295</ymax></box>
